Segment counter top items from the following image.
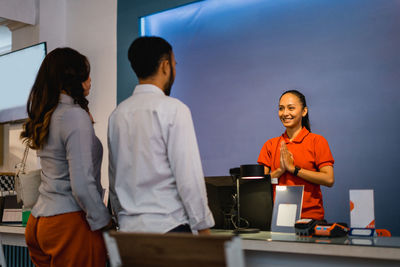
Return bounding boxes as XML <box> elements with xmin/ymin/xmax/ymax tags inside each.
<box><xmin>229</xmin><ymin>165</ymin><xmax>273</xmax><ymax>234</ymax></box>
<box><xmin>313</xmin><ymin>222</ymin><xmax>349</xmax><ymax>237</ymax></box>
<box><xmin>0</xmin><ymin>195</ymin><xmax>22</xmax><ymax>224</ymax></box>
<box><xmin>294</xmin><ymin>218</ymin><xmax>326</xmax><ymax>236</ymax></box>
<box><xmin>349</xmin><ymin>227</ymin><xmax>376</xmax><ymax>237</ymax></box>
<box><xmin>350</xmin><ymin>189</ymin><xmax>375</xmax><ymax>229</ymax></box>
<box><xmin>271</xmin><ymin>185</ymin><xmax>304</xmax><ymax>233</ymax></box>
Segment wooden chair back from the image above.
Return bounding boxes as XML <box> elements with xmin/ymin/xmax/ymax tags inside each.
<box><xmin>104</xmin><ymin>231</ymin><xmax>244</xmax><ymax>267</ymax></box>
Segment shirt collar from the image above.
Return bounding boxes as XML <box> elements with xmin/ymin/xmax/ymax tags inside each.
<box><xmin>133</xmin><ymin>84</ymin><xmax>165</xmax><ymax>96</ymax></box>
<box><xmin>282</xmin><ymin>127</ymin><xmax>309</xmax><ymax>143</ymax></box>
<box><xmin>59</xmin><ymin>93</ymin><xmax>75</xmax><ymax>105</ymax></box>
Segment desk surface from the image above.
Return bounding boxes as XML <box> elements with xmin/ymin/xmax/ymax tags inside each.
<box><xmin>212</xmin><ymin>229</ymin><xmax>400</xmax><ymax>261</ymax></box>
<box><xmin>0</xmin><ymin>224</ymin><xmax>25</xmax><ymax>234</ymax></box>
<box><xmin>212</xmin><ymin>229</ymin><xmax>400</xmax><ymax>248</ymax></box>
<box><xmin>0</xmin><ymin>224</ymin><xmax>26</xmax><ymax>247</ymax></box>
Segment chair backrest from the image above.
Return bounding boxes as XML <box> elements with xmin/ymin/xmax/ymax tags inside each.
<box><xmin>104</xmin><ymin>231</ymin><xmax>244</xmax><ymax>267</ymax></box>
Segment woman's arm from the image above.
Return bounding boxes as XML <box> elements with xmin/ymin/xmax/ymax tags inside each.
<box><xmin>281</xmin><ymin>142</ymin><xmax>334</xmax><ymax>187</ymax></box>
<box><xmin>288</xmin><ymin>165</ymin><xmax>334</xmax><ymax>187</ymax></box>
<box><xmin>63</xmin><ymin>108</ymin><xmax>111</xmax><ymax>231</ymax></box>
<box><xmin>264</xmin><ymin>166</ymin><xmax>285</xmax><ymax>178</ymax></box>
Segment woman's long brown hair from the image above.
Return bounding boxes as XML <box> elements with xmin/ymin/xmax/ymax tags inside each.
<box><xmin>20</xmin><ymin>47</ymin><xmax>90</xmax><ymax>149</ymax></box>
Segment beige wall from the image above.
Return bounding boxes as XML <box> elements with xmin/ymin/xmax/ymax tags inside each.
<box><xmin>0</xmin><ymin>0</ymin><xmax>117</xmax><ymax>191</ymax></box>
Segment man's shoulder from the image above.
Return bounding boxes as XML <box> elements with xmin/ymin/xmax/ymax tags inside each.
<box><xmin>109</xmin><ymin>94</ymin><xmax>190</xmax><ymax>117</ymax></box>
<box><xmin>164</xmin><ymin>96</ymin><xmax>189</xmax><ymax>110</ymax></box>
<box><xmin>108</xmin><ymin>96</ymin><xmax>132</xmax><ymax>117</ymax></box>
<box><xmin>144</xmin><ymin>93</ymin><xmax>190</xmax><ymax>114</ymax></box>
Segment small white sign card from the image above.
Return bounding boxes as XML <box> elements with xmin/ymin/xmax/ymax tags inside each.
<box><xmin>349</xmin><ymin>189</ymin><xmax>375</xmax><ymax>229</ymax></box>
<box><xmin>276</xmin><ymin>204</ymin><xmax>297</xmax><ymax>227</ymax></box>
<box><xmin>2</xmin><ymin>208</ymin><xmax>22</xmax><ymax>223</ymax></box>
<box><xmin>271</xmin><ymin>185</ymin><xmax>304</xmax><ymax>233</ymax></box>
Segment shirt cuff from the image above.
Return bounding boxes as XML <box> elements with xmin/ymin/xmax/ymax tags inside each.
<box><xmin>188</xmin><ymin>211</ymin><xmax>215</xmax><ymax>231</ymax></box>
<box><xmin>87</xmin><ymin>212</ymin><xmax>111</xmax><ymax>231</ymax></box>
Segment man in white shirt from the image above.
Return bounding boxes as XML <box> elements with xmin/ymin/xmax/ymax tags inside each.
<box><xmin>108</xmin><ymin>36</ymin><xmax>214</xmax><ymax>234</ymax></box>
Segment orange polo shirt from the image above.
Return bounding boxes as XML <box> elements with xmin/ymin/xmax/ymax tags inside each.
<box><xmin>258</xmin><ymin>127</ymin><xmax>334</xmax><ymax>220</ymax></box>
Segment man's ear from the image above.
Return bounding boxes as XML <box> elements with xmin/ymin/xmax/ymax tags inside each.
<box><xmin>160</xmin><ymin>59</ymin><xmax>169</xmax><ymax>75</ymax></box>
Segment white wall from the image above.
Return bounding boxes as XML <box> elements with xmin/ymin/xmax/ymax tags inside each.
<box><xmin>38</xmin><ymin>0</ymin><xmax>66</xmax><ymax>52</ymax></box>
<box><xmin>65</xmin><ymin>0</ymin><xmax>117</xmax><ymax>189</ymax></box>
<box><xmin>0</xmin><ymin>0</ymin><xmax>117</xmax><ymax>191</ymax></box>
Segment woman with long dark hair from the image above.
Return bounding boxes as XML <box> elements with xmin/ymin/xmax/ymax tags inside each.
<box><xmin>22</xmin><ymin>47</ymin><xmax>112</xmax><ymax>266</ymax></box>
<box><xmin>258</xmin><ymin>90</ymin><xmax>335</xmax><ymax>220</ymax></box>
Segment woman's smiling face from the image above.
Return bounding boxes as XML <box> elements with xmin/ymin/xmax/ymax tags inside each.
<box><xmin>279</xmin><ymin>93</ymin><xmax>307</xmax><ymax>130</ymax></box>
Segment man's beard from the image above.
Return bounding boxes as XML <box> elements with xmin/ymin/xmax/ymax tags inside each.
<box><xmin>163</xmin><ymin>63</ymin><xmax>174</xmax><ymax>96</ymax></box>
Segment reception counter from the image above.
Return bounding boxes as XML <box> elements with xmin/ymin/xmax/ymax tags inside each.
<box><xmin>212</xmin><ymin>229</ymin><xmax>400</xmax><ymax>266</ymax></box>
<box><xmin>0</xmin><ymin>224</ymin><xmax>26</xmax><ymax>247</ymax></box>
<box><xmin>1</xmin><ymin>225</ymin><xmax>400</xmax><ymax>266</ymax></box>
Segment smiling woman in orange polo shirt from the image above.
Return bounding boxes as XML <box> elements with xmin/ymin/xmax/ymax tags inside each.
<box><xmin>258</xmin><ymin>90</ymin><xmax>335</xmax><ymax>220</ymax></box>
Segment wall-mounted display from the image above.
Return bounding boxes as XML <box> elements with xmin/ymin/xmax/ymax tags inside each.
<box><xmin>0</xmin><ymin>42</ymin><xmax>47</xmax><ymax>124</ymax></box>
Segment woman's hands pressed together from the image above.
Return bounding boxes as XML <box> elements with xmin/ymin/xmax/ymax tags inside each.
<box><xmin>279</xmin><ymin>141</ymin><xmax>334</xmax><ymax>187</ymax></box>
<box><xmin>280</xmin><ymin>141</ymin><xmax>295</xmax><ymax>174</ymax></box>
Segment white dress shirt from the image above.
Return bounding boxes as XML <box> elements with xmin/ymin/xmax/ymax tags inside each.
<box><xmin>108</xmin><ymin>84</ymin><xmax>214</xmax><ymax>233</ymax></box>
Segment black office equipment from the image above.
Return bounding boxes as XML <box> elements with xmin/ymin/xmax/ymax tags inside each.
<box><xmin>239</xmin><ymin>177</ymin><xmax>273</xmax><ymax>231</ymax></box>
<box><xmin>205</xmin><ymin>174</ymin><xmax>273</xmax><ymax>231</ymax></box>
<box><xmin>295</xmin><ymin>219</ymin><xmax>326</xmax><ymax>236</ymax></box>
<box><xmin>314</xmin><ymin>222</ymin><xmax>349</xmax><ymax>237</ymax></box>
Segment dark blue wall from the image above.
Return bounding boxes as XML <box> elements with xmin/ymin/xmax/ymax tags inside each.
<box><xmin>117</xmin><ymin>0</ymin><xmax>197</xmax><ymax>103</ymax></box>
<box><xmin>117</xmin><ymin>0</ymin><xmax>400</xmax><ymax>235</ymax></box>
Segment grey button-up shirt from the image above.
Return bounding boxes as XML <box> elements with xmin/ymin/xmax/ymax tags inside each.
<box><xmin>32</xmin><ymin>94</ymin><xmax>110</xmax><ymax>231</ymax></box>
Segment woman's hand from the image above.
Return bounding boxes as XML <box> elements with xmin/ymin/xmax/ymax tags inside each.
<box><xmin>279</xmin><ymin>141</ymin><xmax>335</xmax><ymax>187</ymax></box>
<box><xmin>101</xmin><ymin>219</ymin><xmax>117</xmax><ymax>232</ymax></box>
<box><xmin>265</xmin><ymin>141</ymin><xmax>295</xmax><ymax>179</ymax></box>
<box><xmin>280</xmin><ymin>141</ymin><xmax>295</xmax><ymax>173</ymax></box>
<box><xmin>279</xmin><ymin>143</ymin><xmax>286</xmax><ymax>172</ymax></box>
